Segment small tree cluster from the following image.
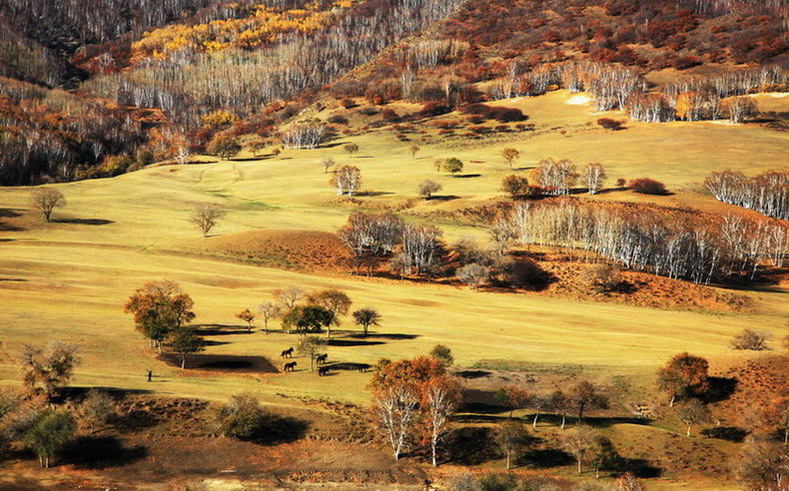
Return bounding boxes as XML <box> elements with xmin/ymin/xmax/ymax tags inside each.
<box><xmin>282</xmin><ymin>124</ymin><xmax>325</xmax><ymax>149</ymax></box>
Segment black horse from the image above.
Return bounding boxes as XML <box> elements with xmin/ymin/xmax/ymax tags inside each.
<box><xmin>280</xmin><ymin>347</ymin><xmax>294</xmax><ymax>358</ymax></box>
<box><xmin>318</xmin><ymin>366</ymin><xmax>331</xmax><ymax>376</ymax></box>
<box><xmin>284</xmin><ymin>361</ymin><xmax>297</xmax><ymax>372</ymax></box>
<box><xmin>316</xmin><ymin>353</ymin><xmax>328</xmax><ymax>365</ymax></box>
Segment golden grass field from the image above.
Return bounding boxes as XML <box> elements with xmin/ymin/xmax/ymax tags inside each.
<box><xmin>0</xmin><ymin>89</ymin><xmax>786</xmax><ymax>413</ymax></box>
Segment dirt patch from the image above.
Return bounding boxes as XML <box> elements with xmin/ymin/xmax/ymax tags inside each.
<box><xmin>158</xmin><ymin>353</ymin><xmax>278</xmax><ymax>373</ymax></box>
<box><xmin>183</xmin><ymin>229</ymin><xmax>352</xmax><ymax>273</ymax></box>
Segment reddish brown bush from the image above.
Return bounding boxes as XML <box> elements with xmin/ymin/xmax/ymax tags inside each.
<box><xmin>629</xmin><ymin>178</ymin><xmax>668</xmax><ymax>195</ymax></box>
<box><xmin>597</xmin><ymin>118</ymin><xmax>625</xmax><ymax>130</ymax></box>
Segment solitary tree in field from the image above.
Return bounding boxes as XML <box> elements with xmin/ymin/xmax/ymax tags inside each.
<box><xmin>174</xmin><ymin>146</ymin><xmax>190</xmax><ymax>166</ymax></box>
<box><xmin>30</xmin><ymin>188</ymin><xmax>65</xmax><ymax>222</ymax></box>
<box><xmin>306</xmin><ymin>289</ymin><xmax>352</xmax><ymax>339</ymax></box>
<box><xmin>274</xmin><ymin>286</ymin><xmax>304</xmax><ymax>308</ymax></box>
<box><xmin>78</xmin><ymin>389</ymin><xmax>115</xmax><ymax>434</ymax></box>
<box><xmin>731</xmin><ymin>328</ymin><xmax>772</xmax><ymax>351</ymax></box>
<box><xmin>258</xmin><ymin>301</ymin><xmax>284</xmax><ymax>334</ymax></box>
<box><xmin>590</xmin><ymin>435</ymin><xmax>621</xmax><ymax>478</ymax></box>
<box><xmin>297</xmin><ymin>335</ymin><xmax>324</xmax><ymax>371</ymax></box>
<box><xmin>657</xmin><ymin>352</ymin><xmax>709</xmax><ymax>406</ymax></box>
<box><xmin>495</xmin><ymin>419</ymin><xmax>530</xmax><ymax>469</ymax></box>
<box><xmin>352</xmin><ymin>308</ymin><xmax>381</xmax><ymax>336</ymax></box>
<box><xmin>207</xmin><ymin>135</ymin><xmax>241</xmax><ymax>159</ymax></box>
<box><xmin>124</xmin><ymin>280</ymin><xmax>195</xmax><ymax>352</ymax></box>
<box><xmin>235</xmin><ymin>309</ymin><xmax>256</xmax><ymax>332</ymax></box>
<box><xmin>417</xmin><ymin>180</ymin><xmax>442</xmax><ymax>200</ymax></box>
<box><xmin>322</xmin><ymin>156</ymin><xmax>335</xmax><ymax>174</ymax></box>
<box><xmin>19</xmin><ymin>342</ymin><xmax>81</xmax><ymax>401</ymax></box>
<box><xmin>430</xmin><ymin>345</ymin><xmax>454</xmax><ymax>367</ymax></box>
<box><xmin>344</xmin><ymin>143</ymin><xmax>359</xmax><ymax>158</ymax></box>
<box><xmin>23</xmin><ymin>410</ymin><xmax>77</xmax><ymax>468</ymax></box>
<box><xmin>571</xmin><ymin>381</ymin><xmax>609</xmax><ymax>421</ymax></box>
<box><xmin>501</xmin><ymin>148</ymin><xmax>520</xmax><ymax>169</ymax></box>
<box><xmin>562</xmin><ymin>425</ymin><xmax>597</xmax><ymax>473</ymax></box>
<box><xmin>444</xmin><ymin>158</ymin><xmax>464</xmax><ymax>176</ymax></box>
<box><xmin>409</xmin><ymin>143</ymin><xmax>421</xmax><ymax>160</ymax></box>
<box><xmin>191</xmin><ymin>203</ymin><xmax>225</xmax><ymax>237</ymax></box>
<box><xmin>675</xmin><ymin>399</ymin><xmax>709</xmax><ymax>436</ymax></box>
<box><xmin>168</xmin><ymin>327</ymin><xmax>204</xmax><ymax>369</ymax></box>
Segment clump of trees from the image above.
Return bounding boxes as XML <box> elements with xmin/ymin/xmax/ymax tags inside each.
<box><xmin>370</xmin><ymin>356</ymin><xmax>460</xmax><ymax>465</ymax></box>
<box><xmin>492</xmin><ymin>200</ymin><xmax>787</xmax><ymax>284</ymax></box>
<box><xmin>282</xmin><ymin>124</ymin><xmax>325</xmax><ymax>149</ymax></box>
<box><xmin>339</xmin><ymin>212</ymin><xmax>446</xmax><ymax>278</ymax></box>
<box><xmin>534</xmin><ymin>158</ymin><xmax>577</xmax><ymax>195</ymax></box>
<box><xmin>124</xmin><ymin>280</ymin><xmax>196</xmax><ymax>353</ymax></box>
<box><xmin>331</xmin><ymin>165</ymin><xmax>362</xmax><ymax>196</ymax></box>
<box><xmin>705</xmin><ymin>170</ymin><xmax>788</xmax><ymax>220</ymax></box>
<box><xmin>29</xmin><ymin>188</ymin><xmax>66</xmax><ymax>222</ymax></box>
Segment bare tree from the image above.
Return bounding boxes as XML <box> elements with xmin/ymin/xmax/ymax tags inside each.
<box><xmin>258</xmin><ymin>301</ymin><xmax>284</xmax><ymax>334</ymax></box>
<box><xmin>562</xmin><ymin>425</ymin><xmax>597</xmax><ymax>473</ymax></box>
<box><xmin>332</xmin><ymin>165</ymin><xmax>362</xmax><ymax>196</ymax></box>
<box><xmin>731</xmin><ymin>328</ymin><xmax>772</xmax><ymax>350</ymax></box>
<box><xmin>29</xmin><ymin>188</ymin><xmax>65</xmax><ymax>222</ymax></box>
<box><xmin>191</xmin><ymin>203</ymin><xmax>225</xmax><ymax>237</ymax></box>
<box><xmin>457</xmin><ymin>263</ymin><xmax>489</xmax><ymax>289</ymax></box>
<box><xmin>344</xmin><ymin>143</ymin><xmax>360</xmax><ymax>158</ymax></box>
<box><xmin>352</xmin><ymin>308</ymin><xmax>381</xmax><ymax>336</ymax></box>
<box><xmin>675</xmin><ymin>400</ymin><xmax>709</xmax><ymax>436</ymax></box>
<box><xmin>322</xmin><ymin>156</ymin><xmax>335</xmax><ymax>174</ymax></box>
<box><xmin>174</xmin><ymin>146</ymin><xmax>190</xmax><ymax>165</ymax></box>
<box><xmin>725</xmin><ymin>96</ymin><xmax>758</xmax><ymax>123</ymax></box>
<box><xmin>501</xmin><ymin>148</ymin><xmax>520</xmax><ymax>169</ymax></box>
<box><xmin>495</xmin><ymin>419</ymin><xmax>530</xmax><ymax>470</ymax></box>
<box><xmin>583</xmin><ymin>163</ymin><xmax>607</xmax><ymax>195</ymax></box>
<box><xmin>374</xmin><ymin>384</ymin><xmax>420</xmax><ymax>460</ymax></box>
<box><xmin>738</xmin><ymin>441</ymin><xmax>788</xmax><ymax>491</ymax></box>
<box><xmin>78</xmin><ymin>389</ymin><xmax>115</xmax><ymax>434</ymax></box>
<box><xmin>422</xmin><ymin>376</ymin><xmax>460</xmax><ymax>466</ymax></box>
<box><xmin>274</xmin><ymin>286</ymin><xmax>304</xmax><ymax>308</ymax></box>
<box><xmin>409</xmin><ymin>143</ymin><xmax>421</xmax><ymax>160</ymax></box>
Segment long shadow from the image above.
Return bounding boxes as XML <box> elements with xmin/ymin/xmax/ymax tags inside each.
<box><xmin>327</xmin><ymin>339</ymin><xmax>385</xmax><ymax>347</ymax></box>
<box><xmin>701</xmin><ymin>426</ymin><xmax>748</xmax><ymax>442</ymax></box>
<box><xmin>158</xmin><ymin>354</ymin><xmax>278</xmax><ymax>373</ymax></box>
<box><xmin>355</xmin><ymin>191</ymin><xmax>394</xmax><ymax>197</ymax></box>
<box><xmin>194</xmin><ymin>324</ymin><xmax>252</xmax><ymax>336</ymax></box>
<box><xmin>452</xmin><ymin>174</ymin><xmax>482</xmax><ymax>178</ymax></box>
<box><xmin>0</xmin><ymin>208</ymin><xmax>21</xmax><ymax>218</ymax></box>
<box><xmin>326</xmin><ymin>362</ymin><xmax>372</xmax><ymax>372</ymax></box>
<box><xmin>455</xmin><ymin>370</ymin><xmax>492</xmax><ymax>379</ymax></box>
<box><xmin>348</xmin><ymin>333</ymin><xmax>418</xmax><ymax>340</ymax></box>
<box><xmin>521</xmin><ymin>448</ymin><xmax>574</xmax><ymax>468</ymax></box>
<box><xmin>66</xmin><ymin>436</ymin><xmax>148</xmax><ymax>469</ymax></box>
<box><xmin>583</xmin><ymin>416</ymin><xmax>654</xmax><ymax>428</ymax></box>
<box><xmin>701</xmin><ymin>376</ymin><xmax>738</xmax><ymax>403</ymax></box>
<box><xmin>53</xmin><ymin>218</ymin><xmax>114</xmax><ymax>225</ymax></box>
<box><xmin>202</xmin><ymin>339</ymin><xmax>231</xmax><ymax>347</ymax></box>
<box><xmin>247</xmin><ymin>414</ymin><xmax>309</xmax><ymax>445</ymax></box>
<box><xmin>426</xmin><ymin>195</ymin><xmax>460</xmax><ymax>201</ymax></box>
<box><xmin>443</xmin><ymin>426</ymin><xmax>498</xmax><ymax>465</ymax></box>
<box><xmin>0</xmin><ymin>278</ymin><xmax>27</xmax><ymax>282</ymax></box>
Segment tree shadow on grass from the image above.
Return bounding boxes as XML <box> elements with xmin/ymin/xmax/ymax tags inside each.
<box><xmin>347</xmin><ymin>333</ymin><xmax>419</xmax><ymax>340</ymax></box>
<box><xmin>455</xmin><ymin>370</ymin><xmax>492</xmax><ymax>379</ymax></box>
<box><xmin>327</xmin><ymin>339</ymin><xmax>385</xmax><ymax>347</ymax></box>
<box><xmin>701</xmin><ymin>426</ymin><xmax>749</xmax><ymax>442</ymax></box>
<box><xmin>66</xmin><ymin>436</ymin><xmax>148</xmax><ymax>469</ymax></box>
<box><xmin>583</xmin><ymin>416</ymin><xmax>654</xmax><ymax>428</ymax></box>
<box><xmin>701</xmin><ymin>376</ymin><xmax>738</xmax><ymax>403</ymax></box>
<box><xmin>249</xmin><ymin>414</ymin><xmax>309</xmax><ymax>445</ymax></box>
<box><xmin>521</xmin><ymin>448</ymin><xmax>574</xmax><ymax>468</ymax></box>
<box><xmin>443</xmin><ymin>426</ymin><xmax>498</xmax><ymax>465</ymax></box>
<box><xmin>619</xmin><ymin>457</ymin><xmax>662</xmax><ymax>478</ymax></box>
<box><xmin>193</xmin><ymin>324</ymin><xmax>252</xmax><ymax>336</ymax></box>
<box><xmin>53</xmin><ymin>218</ymin><xmax>114</xmax><ymax>225</ymax></box>
<box><xmin>326</xmin><ymin>362</ymin><xmax>373</xmax><ymax>372</ymax></box>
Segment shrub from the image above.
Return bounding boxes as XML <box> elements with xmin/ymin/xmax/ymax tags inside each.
<box><xmin>327</xmin><ymin>114</ymin><xmax>348</xmax><ymax>125</ymax></box>
<box><xmin>597</xmin><ymin>118</ymin><xmax>625</xmax><ymax>130</ymax></box>
<box><xmin>584</xmin><ymin>264</ymin><xmax>624</xmax><ymax>292</ymax></box>
<box><xmin>495</xmin><ymin>257</ymin><xmax>550</xmax><ymax>290</ymax></box>
<box><xmin>216</xmin><ymin>393</ymin><xmax>266</xmax><ymax>440</ymax></box>
<box><xmin>417</xmin><ymin>180</ymin><xmax>442</xmax><ymax>200</ymax></box>
<box><xmin>359</xmin><ymin>107</ymin><xmax>379</xmax><ymax>116</ymax></box>
<box><xmin>629</xmin><ymin>178</ymin><xmax>668</xmax><ymax>195</ymax></box>
<box><xmin>731</xmin><ymin>328</ymin><xmax>772</xmax><ymax>350</ymax></box>
<box><xmin>381</xmin><ymin>109</ymin><xmax>400</xmax><ymax>122</ymax></box>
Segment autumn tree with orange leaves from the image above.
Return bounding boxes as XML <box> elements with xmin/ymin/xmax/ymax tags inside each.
<box><xmin>124</xmin><ymin>281</ymin><xmax>195</xmax><ymax>352</ymax></box>
<box><xmin>369</xmin><ymin>357</ymin><xmax>461</xmax><ymax>464</ymax></box>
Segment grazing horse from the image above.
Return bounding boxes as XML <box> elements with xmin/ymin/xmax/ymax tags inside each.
<box><xmin>284</xmin><ymin>361</ymin><xmax>297</xmax><ymax>372</ymax></box>
<box><xmin>316</xmin><ymin>353</ymin><xmax>328</xmax><ymax>365</ymax></box>
<box><xmin>280</xmin><ymin>347</ymin><xmax>294</xmax><ymax>358</ymax></box>
<box><xmin>318</xmin><ymin>366</ymin><xmax>330</xmax><ymax>377</ymax></box>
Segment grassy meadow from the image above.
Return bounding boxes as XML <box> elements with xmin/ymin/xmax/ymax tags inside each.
<box><xmin>0</xmin><ymin>89</ymin><xmax>786</xmax><ymax>410</ymax></box>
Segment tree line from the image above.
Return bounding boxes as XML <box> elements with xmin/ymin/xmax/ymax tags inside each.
<box><xmin>706</xmin><ymin>170</ymin><xmax>788</xmax><ymax>220</ymax></box>
<box><xmin>491</xmin><ymin>199</ymin><xmax>787</xmax><ymax>284</ymax></box>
